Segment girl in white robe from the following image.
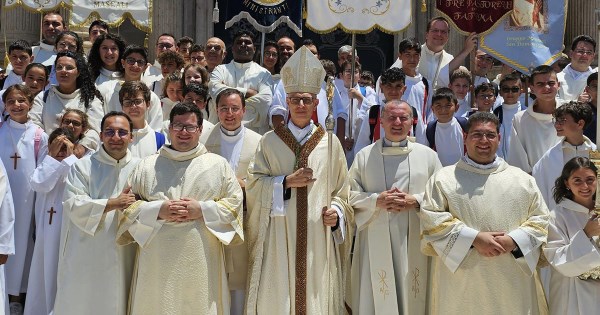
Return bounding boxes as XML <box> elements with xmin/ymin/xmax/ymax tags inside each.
<box><xmin>160</xmin><ymin>72</ymin><xmax>183</xmax><ymax>121</ymax></box>
<box><xmin>30</xmin><ymin>51</ymin><xmax>105</xmax><ymax>134</ymax></box>
<box><xmin>24</xmin><ymin>127</ymin><xmax>79</xmax><ymax>315</ymax></box>
<box><xmin>0</xmin><ymin>84</ymin><xmax>48</xmax><ymax>312</ymax></box>
<box><xmin>544</xmin><ymin>157</ymin><xmax>600</xmax><ymax>315</ymax></box>
<box><xmin>88</xmin><ymin>33</ymin><xmax>126</xmax><ymax>87</ymax></box>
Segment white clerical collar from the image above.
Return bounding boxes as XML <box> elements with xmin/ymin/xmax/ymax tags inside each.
<box><xmin>39</xmin><ymin>41</ymin><xmax>54</xmax><ymax>52</ymax></box>
<box><xmin>233</xmin><ymin>61</ymin><xmax>253</xmax><ymax>69</ymax></box>
<box><xmin>422</xmin><ymin>44</ymin><xmax>444</xmax><ymax>57</ymax></box>
<box><xmin>502</xmin><ymin>102</ymin><xmax>520</xmax><ymax>109</ymax></box>
<box><xmin>564</xmin><ymin>64</ymin><xmax>593</xmax><ymax>80</ymax></box>
<box><xmin>383</xmin><ymin>137</ymin><xmax>408</xmax><ymax>147</ymax></box>
<box><xmin>527</xmin><ymin>103</ymin><xmax>554</xmax><ymax>121</ymax></box>
<box><xmin>562</xmin><ymin>136</ymin><xmax>594</xmax><ymax>150</ymax></box>
<box><xmin>287</xmin><ymin>121</ymin><xmax>315</xmax><ymax>143</ymax></box>
<box><xmin>133</xmin><ymin>123</ymin><xmax>151</xmax><ymax>136</ymax></box>
<box><xmin>52</xmin><ymin>85</ymin><xmax>80</xmax><ymax>99</ymax></box>
<box><xmin>220</xmin><ymin>125</ymin><xmax>242</xmax><ymax>137</ymax></box>
<box><xmin>462</xmin><ymin>154</ymin><xmax>502</xmax><ymax>170</ymax></box>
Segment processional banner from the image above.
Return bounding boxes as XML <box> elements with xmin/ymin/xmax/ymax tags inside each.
<box><xmin>69</xmin><ymin>0</ymin><xmax>152</xmax><ymax>32</ymax></box>
<box><xmin>437</xmin><ymin>0</ymin><xmax>568</xmax><ymax>75</ymax></box>
<box><xmin>305</xmin><ymin>0</ymin><xmax>411</xmax><ymax>34</ymax></box>
<box><xmin>4</xmin><ymin>0</ymin><xmax>69</xmax><ymax>11</ymax></box>
<box><xmin>224</xmin><ymin>0</ymin><xmax>303</xmax><ymax>36</ymax></box>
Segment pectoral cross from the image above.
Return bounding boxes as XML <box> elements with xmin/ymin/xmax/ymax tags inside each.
<box><xmin>47</xmin><ymin>207</ymin><xmax>56</xmax><ymax>225</ymax></box>
<box><xmin>10</xmin><ymin>152</ymin><xmax>20</xmax><ymax>170</ymax></box>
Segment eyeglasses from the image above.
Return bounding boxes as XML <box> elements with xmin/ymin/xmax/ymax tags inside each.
<box><xmin>122</xmin><ymin>99</ymin><xmax>145</xmax><ymax>107</ymax></box>
<box><xmin>469</xmin><ymin>132</ymin><xmax>498</xmax><ymax>140</ymax></box>
<box><xmin>501</xmin><ymin>87</ymin><xmax>520</xmax><ymax>93</ymax></box>
<box><xmin>288</xmin><ymin>97</ymin><xmax>314</xmax><ymax>105</ymax></box>
<box><xmin>264</xmin><ymin>52</ymin><xmax>278</xmax><ymax>58</ymax></box>
<box><xmin>170</xmin><ymin>123</ymin><xmax>199</xmax><ymax>133</ymax></box>
<box><xmin>207</xmin><ymin>44</ymin><xmax>223</xmax><ymax>51</ymax></box>
<box><xmin>157</xmin><ymin>43</ymin><xmax>174</xmax><ymax>49</ymax></box>
<box><xmin>552</xmin><ymin>118</ymin><xmax>568</xmax><ymax>126</ymax></box>
<box><xmin>125</xmin><ymin>57</ymin><xmax>146</xmax><ymax>66</ymax></box>
<box><xmin>218</xmin><ymin>106</ymin><xmax>242</xmax><ymax>114</ymax></box>
<box><xmin>477</xmin><ymin>94</ymin><xmax>495</xmax><ymax>100</ymax></box>
<box><xmin>575</xmin><ymin>49</ymin><xmax>594</xmax><ymax>56</ymax></box>
<box><xmin>103</xmin><ymin>129</ymin><xmax>130</xmax><ymax>138</ymax></box>
<box><xmin>61</xmin><ymin>118</ymin><xmax>82</xmax><ymax>127</ymax></box>
<box><xmin>57</xmin><ymin>42</ymin><xmax>77</xmax><ymax>51</ymax></box>
<box><xmin>55</xmin><ymin>65</ymin><xmax>77</xmax><ymax>72</ymax></box>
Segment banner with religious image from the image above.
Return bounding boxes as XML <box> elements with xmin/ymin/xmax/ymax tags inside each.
<box><xmin>223</xmin><ymin>0</ymin><xmax>303</xmax><ymax>36</ymax></box>
<box><xmin>436</xmin><ymin>0</ymin><xmax>513</xmax><ymax>35</ymax></box>
<box><xmin>479</xmin><ymin>0</ymin><xmax>567</xmax><ymax>74</ymax></box>
<box><xmin>4</xmin><ymin>0</ymin><xmax>69</xmax><ymax>11</ymax></box>
<box><xmin>306</xmin><ymin>0</ymin><xmax>411</xmax><ymax>34</ymax></box>
<box><xmin>69</xmin><ymin>0</ymin><xmax>152</xmax><ymax>32</ymax></box>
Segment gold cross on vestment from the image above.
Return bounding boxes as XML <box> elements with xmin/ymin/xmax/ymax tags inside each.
<box><xmin>47</xmin><ymin>207</ymin><xmax>56</xmax><ymax>225</ymax></box>
<box><xmin>10</xmin><ymin>152</ymin><xmax>20</xmax><ymax>170</ymax></box>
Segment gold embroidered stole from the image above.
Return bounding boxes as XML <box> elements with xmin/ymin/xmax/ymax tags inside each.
<box><xmin>274</xmin><ymin>124</ymin><xmax>325</xmax><ymax>315</ymax></box>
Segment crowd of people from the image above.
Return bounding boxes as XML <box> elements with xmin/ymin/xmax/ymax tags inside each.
<box><xmin>0</xmin><ymin>10</ymin><xmax>598</xmax><ymax>315</ymax></box>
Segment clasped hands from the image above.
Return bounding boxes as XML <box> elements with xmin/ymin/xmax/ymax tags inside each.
<box><xmin>285</xmin><ymin>168</ymin><xmax>338</xmax><ymax>227</ymax></box>
<box><xmin>376</xmin><ymin>188</ymin><xmax>418</xmax><ymax>212</ymax></box>
<box><xmin>472</xmin><ymin>232</ymin><xmax>517</xmax><ymax>257</ymax></box>
<box><xmin>159</xmin><ymin>198</ymin><xmax>203</xmax><ymax>222</ymax></box>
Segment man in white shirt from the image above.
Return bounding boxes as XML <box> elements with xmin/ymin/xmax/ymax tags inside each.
<box><xmin>142</xmin><ymin>33</ymin><xmax>178</xmax><ymax>87</ymax></box>
<box><xmin>206</xmin><ymin>37</ymin><xmax>226</xmax><ymax>73</ymax></box>
<box><xmin>209</xmin><ymin>30</ymin><xmax>273</xmax><ymax>134</ymax></box>
<box><xmin>32</xmin><ymin>12</ymin><xmax>66</xmax><ymax>68</ymax></box>
<box><xmin>202</xmin><ymin>88</ymin><xmax>261</xmax><ymax>315</ymax></box>
<box><xmin>55</xmin><ymin>112</ymin><xmax>140</xmax><ymax>315</ymax></box>
<box><xmin>557</xmin><ymin>35</ymin><xmax>598</xmax><ymax>102</ymax></box>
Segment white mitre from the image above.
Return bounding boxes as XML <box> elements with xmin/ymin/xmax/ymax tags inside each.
<box><xmin>281</xmin><ymin>45</ymin><xmax>326</xmax><ymax>95</ymax></box>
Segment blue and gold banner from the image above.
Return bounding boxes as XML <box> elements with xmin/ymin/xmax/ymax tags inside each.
<box><xmin>479</xmin><ymin>0</ymin><xmax>568</xmax><ymax>75</ymax></box>
<box><xmin>224</xmin><ymin>0</ymin><xmax>303</xmax><ymax>36</ymax></box>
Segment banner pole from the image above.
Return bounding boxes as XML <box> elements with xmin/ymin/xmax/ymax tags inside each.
<box><xmin>470</xmin><ymin>36</ymin><xmax>478</xmax><ymax>110</ymax></box>
<box><xmin>349</xmin><ymin>33</ymin><xmax>356</xmax><ymax>139</ymax></box>
<box><xmin>260</xmin><ymin>32</ymin><xmax>265</xmax><ymax>67</ymax></box>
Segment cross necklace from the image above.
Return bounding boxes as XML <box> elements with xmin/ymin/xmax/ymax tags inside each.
<box><xmin>6</xmin><ymin>120</ymin><xmax>28</xmax><ymax>170</ymax></box>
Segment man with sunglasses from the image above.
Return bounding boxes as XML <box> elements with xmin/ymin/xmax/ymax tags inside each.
<box><xmin>55</xmin><ymin>112</ymin><xmax>140</xmax><ymax>315</ymax></box>
<box><xmin>121</xmin><ymin>102</ymin><xmax>243</xmax><ymax>314</ymax></box>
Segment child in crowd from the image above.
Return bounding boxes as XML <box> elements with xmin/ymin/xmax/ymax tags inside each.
<box><xmin>425</xmin><ymin>87</ymin><xmax>467</xmax><ymax>166</ymax></box>
<box><xmin>161</xmin><ymin>72</ymin><xmax>183</xmax><ymax>120</ymax></box>
<box><xmin>469</xmin><ymin>82</ymin><xmax>497</xmax><ymax>115</ymax></box>
<box><xmin>449</xmin><ymin>68</ymin><xmax>473</xmax><ymax>117</ymax></box>
<box><xmin>494</xmin><ymin>73</ymin><xmax>525</xmax><ymax>159</ymax></box>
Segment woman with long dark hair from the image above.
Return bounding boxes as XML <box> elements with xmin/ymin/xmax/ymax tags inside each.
<box><xmin>31</xmin><ymin>51</ymin><xmax>104</xmax><ymax>133</ymax></box>
<box><xmin>544</xmin><ymin>156</ymin><xmax>600</xmax><ymax>314</ymax></box>
<box><xmin>88</xmin><ymin>33</ymin><xmax>126</xmax><ymax>85</ymax></box>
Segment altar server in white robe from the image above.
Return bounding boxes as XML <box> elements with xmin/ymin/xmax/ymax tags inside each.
<box><xmin>209</xmin><ymin>30</ymin><xmax>273</xmax><ymax>133</ymax></box>
<box><xmin>348</xmin><ymin>100</ymin><xmax>441</xmax><ymax>315</ymax></box>
<box><xmin>54</xmin><ymin>112</ymin><xmax>139</xmax><ymax>315</ymax></box>
<box><xmin>2</xmin><ymin>40</ymin><xmax>33</xmax><ymax>90</ymax></box>
<box><xmin>543</xmin><ymin>157</ymin><xmax>600</xmax><ymax>315</ymax></box>
<box><xmin>557</xmin><ymin>35</ymin><xmax>598</xmax><ymax>102</ymax></box>
<box><xmin>24</xmin><ymin>128</ymin><xmax>78</xmax><ymax>315</ymax></box>
<box><xmin>533</xmin><ymin>101</ymin><xmax>595</xmax><ymax>211</ymax></box>
<box><xmin>0</xmin><ymin>85</ymin><xmax>48</xmax><ymax>313</ymax></box>
<box><xmin>508</xmin><ymin>65</ymin><xmax>563</xmax><ymax>173</ymax></box>
<box><xmin>96</xmin><ymin>45</ymin><xmax>164</xmax><ymax>131</ymax></box>
<box><xmin>495</xmin><ymin>73</ymin><xmax>526</xmax><ymax>159</ymax></box>
<box><xmin>0</xmin><ymin>159</ymin><xmax>15</xmax><ymax>315</ymax></box>
<box><xmin>31</xmin><ymin>12</ymin><xmax>65</xmax><ymax>68</ymax></box>
<box><xmin>119</xmin><ymin>81</ymin><xmax>165</xmax><ymax>158</ymax></box>
<box><xmin>246</xmin><ymin>46</ymin><xmax>353</xmax><ymax>315</ymax></box>
<box><xmin>118</xmin><ymin>102</ymin><xmax>243</xmax><ymax>314</ymax></box>
<box><xmin>420</xmin><ymin>112</ymin><xmax>549</xmax><ymax>314</ymax></box>
<box><xmin>88</xmin><ymin>33</ymin><xmax>126</xmax><ymax>86</ymax></box>
<box><xmin>202</xmin><ymin>88</ymin><xmax>261</xmax><ymax>315</ymax></box>
<box><xmin>30</xmin><ymin>52</ymin><xmax>105</xmax><ymax>133</ymax></box>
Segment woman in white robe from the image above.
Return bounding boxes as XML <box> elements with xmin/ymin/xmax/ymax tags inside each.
<box><xmin>30</xmin><ymin>51</ymin><xmax>105</xmax><ymax>133</ymax></box>
<box><xmin>88</xmin><ymin>33</ymin><xmax>126</xmax><ymax>86</ymax></box>
<box><xmin>544</xmin><ymin>157</ymin><xmax>600</xmax><ymax>315</ymax></box>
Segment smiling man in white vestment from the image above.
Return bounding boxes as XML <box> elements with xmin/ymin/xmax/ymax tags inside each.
<box><xmin>118</xmin><ymin>102</ymin><xmax>243</xmax><ymax>314</ymax></box>
<box><xmin>420</xmin><ymin>112</ymin><xmax>550</xmax><ymax>314</ymax></box>
<box><xmin>348</xmin><ymin>100</ymin><xmax>441</xmax><ymax>314</ymax></box>
<box><xmin>55</xmin><ymin>112</ymin><xmax>140</xmax><ymax>315</ymax></box>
